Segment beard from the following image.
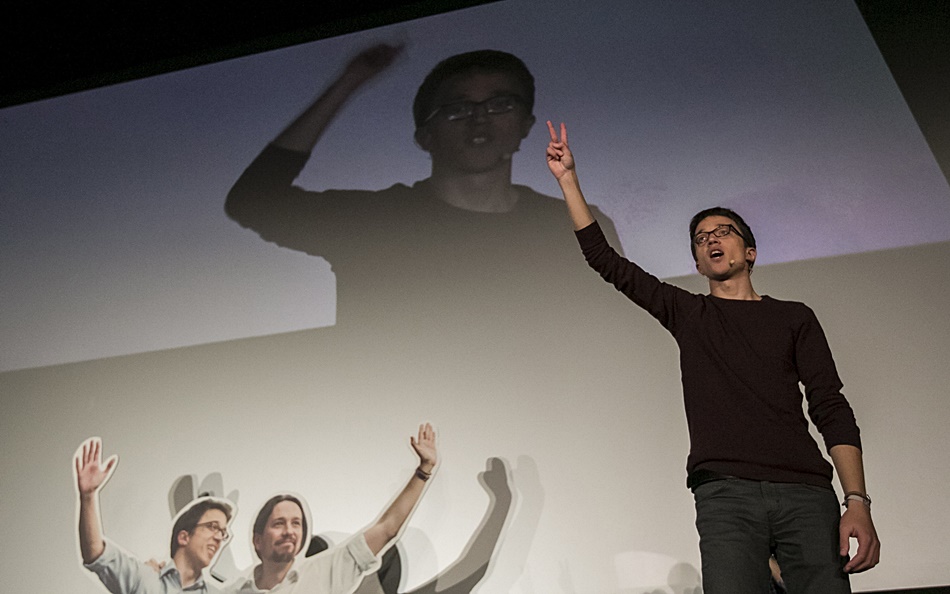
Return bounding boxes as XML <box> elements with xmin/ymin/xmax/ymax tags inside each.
<box><xmin>267</xmin><ymin>540</ymin><xmax>298</xmax><ymax>564</ymax></box>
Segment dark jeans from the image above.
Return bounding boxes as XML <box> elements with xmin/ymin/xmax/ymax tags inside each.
<box><xmin>692</xmin><ymin>478</ymin><xmax>850</xmax><ymax>594</ymax></box>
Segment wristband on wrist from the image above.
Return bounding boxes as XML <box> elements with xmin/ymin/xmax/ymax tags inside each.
<box><xmin>415</xmin><ymin>467</ymin><xmax>432</xmax><ymax>482</ymax></box>
<box><xmin>842</xmin><ymin>491</ymin><xmax>871</xmax><ymax>508</ymax></box>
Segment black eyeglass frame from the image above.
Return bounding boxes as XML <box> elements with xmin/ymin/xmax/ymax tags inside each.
<box><xmin>422</xmin><ymin>94</ymin><xmax>524</xmax><ymax>125</ymax></box>
<box><xmin>692</xmin><ymin>223</ymin><xmax>746</xmax><ymax>246</ymax></box>
<box><xmin>193</xmin><ymin>521</ymin><xmax>231</xmax><ymax>540</ymax></box>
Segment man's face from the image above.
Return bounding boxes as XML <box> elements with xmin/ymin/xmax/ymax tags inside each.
<box><xmin>693</xmin><ymin>215</ymin><xmax>756</xmax><ymax>280</ymax></box>
<box><xmin>177</xmin><ymin>508</ymin><xmax>228</xmax><ymax>569</ymax></box>
<box><xmin>415</xmin><ymin>70</ymin><xmax>536</xmax><ymax>175</ymax></box>
<box><xmin>254</xmin><ymin>501</ymin><xmax>304</xmax><ymax>564</ymax></box>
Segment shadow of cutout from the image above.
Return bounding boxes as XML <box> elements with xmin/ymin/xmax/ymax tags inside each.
<box><xmin>397</xmin><ymin>456</ymin><xmax>512</xmax><ymax>594</ymax></box>
<box><xmin>397</xmin><ymin>455</ymin><xmax>543</xmax><ymax>594</ymax></box>
<box><xmin>168</xmin><ymin>456</ymin><xmax>544</xmax><ymax>593</ymax></box>
<box><xmin>611</xmin><ymin>556</ymin><xmax>702</xmax><ymax>594</ymax></box>
<box><xmin>168</xmin><ymin>474</ymin><xmax>195</xmax><ymax>518</ymax></box>
<box><xmin>667</xmin><ymin>562</ymin><xmax>702</xmax><ymax>594</ymax></box>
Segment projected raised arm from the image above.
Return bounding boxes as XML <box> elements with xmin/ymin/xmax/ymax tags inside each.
<box><xmin>363</xmin><ymin>423</ymin><xmax>438</xmax><ymax>555</ymax></box>
<box><xmin>74</xmin><ymin>437</ymin><xmax>118</xmax><ymax>564</ymax></box>
<box><xmin>546</xmin><ymin>121</ymin><xmax>594</xmax><ymax>230</ymax></box>
<box><xmin>272</xmin><ymin>43</ymin><xmax>403</xmax><ymax>153</ymax></box>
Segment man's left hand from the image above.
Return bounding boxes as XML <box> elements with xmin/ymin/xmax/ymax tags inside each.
<box><xmin>840</xmin><ymin>502</ymin><xmax>880</xmax><ymax>573</ymax></box>
<box><xmin>410</xmin><ymin>423</ymin><xmax>437</xmax><ymax>473</ymax></box>
<box><xmin>146</xmin><ymin>559</ymin><xmax>166</xmax><ymax>573</ymax></box>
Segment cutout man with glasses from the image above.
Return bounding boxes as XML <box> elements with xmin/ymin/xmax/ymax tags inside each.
<box><xmin>74</xmin><ymin>437</ymin><xmax>235</xmax><ymax>593</ymax></box>
<box><xmin>546</xmin><ymin>122</ymin><xmax>880</xmax><ymax>593</ymax></box>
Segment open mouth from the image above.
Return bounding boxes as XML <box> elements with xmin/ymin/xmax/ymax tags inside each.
<box><xmin>709</xmin><ymin>249</ymin><xmax>724</xmax><ymax>260</ymax></box>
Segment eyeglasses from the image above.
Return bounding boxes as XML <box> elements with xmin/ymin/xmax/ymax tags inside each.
<box><xmin>423</xmin><ymin>95</ymin><xmax>522</xmax><ymax>124</ymax></box>
<box><xmin>692</xmin><ymin>224</ymin><xmax>744</xmax><ymax>246</ymax></box>
<box><xmin>194</xmin><ymin>521</ymin><xmax>230</xmax><ymax>540</ymax></box>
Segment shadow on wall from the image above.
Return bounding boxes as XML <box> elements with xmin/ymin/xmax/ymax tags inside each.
<box><xmin>612</xmin><ymin>552</ymin><xmax>701</xmax><ymax>594</ymax></box>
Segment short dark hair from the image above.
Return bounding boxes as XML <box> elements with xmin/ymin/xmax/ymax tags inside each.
<box><xmin>412</xmin><ymin>50</ymin><xmax>535</xmax><ymax>129</ymax></box>
<box><xmin>170</xmin><ymin>497</ymin><xmax>233</xmax><ymax>557</ymax></box>
<box><xmin>689</xmin><ymin>207</ymin><xmax>757</xmax><ymax>270</ymax></box>
<box><xmin>252</xmin><ymin>494</ymin><xmax>309</xmax><ymax>558</ymax></box>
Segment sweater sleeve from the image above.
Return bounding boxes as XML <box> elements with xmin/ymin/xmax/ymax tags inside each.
<box><xmin>575</xmin><ymin>221</ymin><xmax>691</xmax><ymax>332</ymax></box>
<box><xmin>796</xmin><ymin>306</ymin><xmax>862</xmax><ymax>451</ymax></box>
<box><xmin>225</xmin><ymin>144</ymin><xmax>311</xmax><ymax>233</ymax></box>
<box><xmin>224</xmin><ymin>144</ymin><xmax>380</xmax><ymax>258</ymax></box>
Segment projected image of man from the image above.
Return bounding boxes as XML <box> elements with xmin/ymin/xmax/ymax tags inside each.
<box><xmin>224</xmin><ymin>45</ymin><xmax>622</xmax><ymax>337</ymax></box>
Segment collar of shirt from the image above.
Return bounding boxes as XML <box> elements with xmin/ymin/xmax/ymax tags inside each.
<box><xmin>160</xmin><ymin>559</ymin><xmax>207</xmax><ymax>591</ymax></box>
<box><xmin>158</xmin><ymin>559</ymin><xmax>180</xmax><ymax>581</ymax></box>
<box><xmin>236</xmin><ymin>561</ymin><xmax>299</xmax><ymax>592</ymax></box>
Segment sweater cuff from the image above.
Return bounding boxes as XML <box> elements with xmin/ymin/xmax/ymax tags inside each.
<box><xmin>573</xmin><ymin>220</ymin><xmax>603</xmax><ymax>246</ymax></box>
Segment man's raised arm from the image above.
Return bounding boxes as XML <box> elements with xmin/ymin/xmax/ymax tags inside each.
<box><xmin>272</xmin><ymin>43</ymin><xmax>403</xmax><ymax>153</ymax></box>
<box><xmin>546</xmin><ymin>120</ymin><xmax>595</xmax><ymax>231</ymax></box>
<box><xmin>75</xmin><ymin>437</ymin><xmax>118</xmax><ymax>564</ymax></box>
<box><xmin>363</xmin><ymin>423</ymin><xmax>438</xmax><ymax>555</ymax></box>
<box><xmin>225</xmin><ymin>44</ymin><xmax>403</xmax><ymax>239</ymax></box>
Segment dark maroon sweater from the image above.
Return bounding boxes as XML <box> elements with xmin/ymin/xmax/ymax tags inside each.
<box><xmin>577</xmin><ymin>221</ymin><xmax>861</xmax><ymax>488</ymax></box>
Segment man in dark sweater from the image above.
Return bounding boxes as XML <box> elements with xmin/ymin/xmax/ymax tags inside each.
<box><xmin>545</xmin><ymin>121</ymin><xmax>879</xmax><ymax>593</ymax></box>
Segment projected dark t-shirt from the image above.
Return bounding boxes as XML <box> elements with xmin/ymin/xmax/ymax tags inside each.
<box><xmin>576</xmin><ymin>221</ymin><xmax>861</xmax><ymax>488</ymax></box>
<box><xmin>226</xmin><ymin>144</ymin><xmax>625</xmax><ymax>347</ymax></box>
